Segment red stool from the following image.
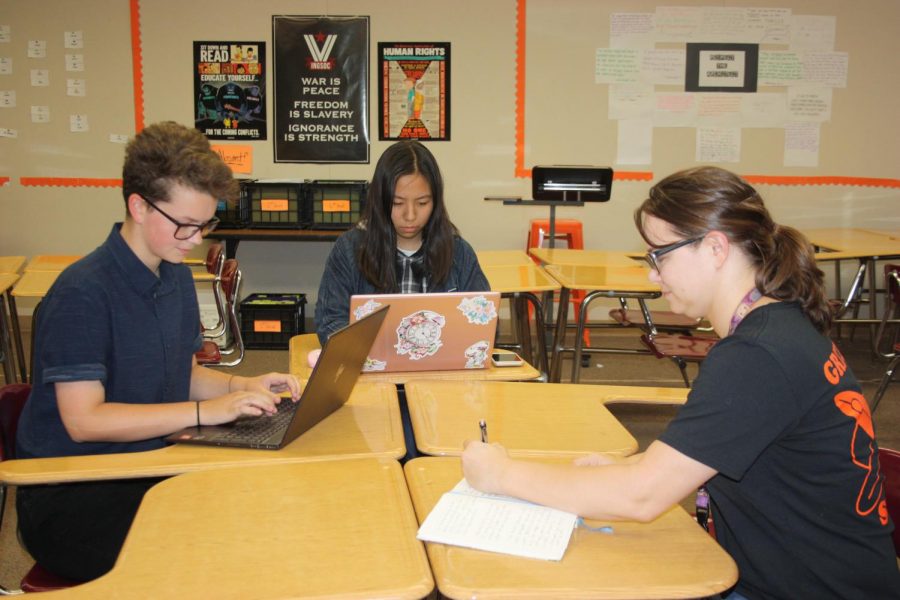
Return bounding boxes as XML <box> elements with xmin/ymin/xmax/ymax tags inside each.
<box><xmin>527</xmin><ymin>219</ymin><xmax>585</xmax><ymax>253</ymax></box>
<box><xmin>526</xmin><ymin>219</ymin><xmax>590</xmax><ymax>348</ymax></box>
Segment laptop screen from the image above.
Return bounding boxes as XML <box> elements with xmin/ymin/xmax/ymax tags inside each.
<box><xmin>349</xmin><ymin>291</ymin><xmax>500</xmax><ymax>372</ymax></box>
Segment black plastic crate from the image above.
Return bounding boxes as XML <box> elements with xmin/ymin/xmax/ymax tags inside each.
<box><xmin>240</xmin><ymin>293</ymin><xmax>307</xmax><ymax>349</ymax></box>
<box><xmin>303</xmin><ymin>180</ymin><xmax>368</xmax><ymax>230</ymax></box>
<box><xmin>215</xmin><ymin>179</ymin><xmax>253</xmax><ymax>228</ymax></box>
<box><xmin>245</xmin><ymin>181</ymin><xmax>304</xmax><ymax>228</ymax></box>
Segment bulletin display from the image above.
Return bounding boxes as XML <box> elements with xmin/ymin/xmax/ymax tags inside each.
<box><xmin>0</xmin><ymin>0</ymin><xmax>137</xmax><ymax>185</ymax></box>
<box><xmin>518</xmin><ymin>0</ymin><xmax>900</xmax><ymax>188</ymax></box>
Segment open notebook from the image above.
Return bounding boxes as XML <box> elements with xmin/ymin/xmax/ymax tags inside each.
<box><xmin>349</xmin><ymin>291</ymin><xmax>501</xmax><ymax>372</ymax></box>
<box><xmin>166</xmin><ymin>305</ymin><xmax>388</xmax><ymax>449</ymax></box>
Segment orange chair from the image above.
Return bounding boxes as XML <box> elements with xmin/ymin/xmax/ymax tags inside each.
<box><xmin>526</xmin><ymin>219</ymin><xmax>590</xmax><ymax>348</ymax></box>
<box><xmin>527</xmin><ymin>219</ymin><xmax>585</xmax><ymax>253</ymax></box>
<box><xmin>0</xmin><ymin>383</ymin><xmax>78</xmax><ymax>593</ymax></box>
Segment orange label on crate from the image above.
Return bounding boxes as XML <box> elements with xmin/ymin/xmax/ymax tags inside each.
<box><xmin>261</xmin><ymin>199</ymin><xmax>289</xmax><ymax>212</ymax></box>
<box><xmin>254</xmin><ymin>320</ymin><xmax>283</xmax><ymax>333</ymax></box>
<box><xmin>323</xmin><ymin>199</ymin><xmax>350</xmax><ymax>212</ymax></box>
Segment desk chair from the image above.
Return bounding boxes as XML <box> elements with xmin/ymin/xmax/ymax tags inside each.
<box><xmin>609</xmin><ymin>303</ymin><xmax>708</xmax><ymax>333</ymax></box>
<box><xmin>640</xmin><ymin>332</ymin><xmax>718</xmax><ymax>388</ymax></box>
<box><xmin>872</xmin><ymin>265</ymin><xmax>899</xmax><ymax>359</ymax></box>
<box><xmin>830</xmin><ymin>262</ymin><xmax>868</xmax><ymax>341</ymax></box>
<box><xmin>0</xmin><ymin>383</ymin><xmax>77</xmax><ymax>594</ymax></box>
<box><xmin>187</xmin><ymin>243</ymin><xmax>227</xmax><ymax>339</ymax></box>
<box><xmin>195</xmin><ymin>259</ymin><xmax>245</xmax><ymax>367</ymax></box>
<box><xmin>880</xmin><ymin>447</ymin><xmax>900</xmax><ymax>557</ymax></box>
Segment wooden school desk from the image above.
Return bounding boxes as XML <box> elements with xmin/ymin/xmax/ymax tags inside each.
<box><xmin>0</xmin><ymin>273</ymin><xmax>20</xmax><ymax>382</ymax></box>
<box><xmin>805</xmin><ymin>229</ymin><xmax>900</xmax><ymax>337</ymax></box>
<box><xmin>0</xmin><ymin>382</ymin><xmax>404</xmax><ymax>485</ymax></box>
<box><xmin>0</xmin><ymin>259</ymin><xmax>26</xmax><ymax>378</ymax></box>
<box><xmin>529</xmin><ymin>247</ymin><xmax>642</xmax><ymax>267</ymax></box>
<box><xmin>51</xmin><ymin>459</ymin><xmax>434</xmax><ymax>599</ymax></box>
<box><xmin>404</xmin><ymin>456</ymin><xmax>738</xmax><ymax>600</ymax></box>
<box><xmin>9</xmin><ymin>269</ymin><xmax>62</xmax><ymax>382</ymax></box>
<box><xmin>0</xmin><ymin>256</ymin><xmax>26</xmax><ymax>274</ymax></box>
<box><xmin>476</xmin><ymin>249</ymin><xmax>536</xmax><ymax>266</ymax></box>
<box><xmin>404</xmin><ymin>380</ymin><xmax>645</xmax><ymax>457</ymax></box>
<box><xmin>23</xmin><ymin>254</ymin><xmax>81</xmax><ymax>272</ymax></box>
<box><xmin>542</xmin><ymin>263</ymin><xmax>661</xmax><ymax>383</ymax></box>
<box><xmin>290</xmin><ymin>333</ymin><xmax>542</xmax><ymax>384</ymax></box>
<box><xmin>481</xmin><ymin>262</ymin><xmax>560</xmax><ymax>377</ymax></box>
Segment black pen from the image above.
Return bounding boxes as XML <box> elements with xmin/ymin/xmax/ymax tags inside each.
<box><xmin>479</xmin><ymin>419</ymin><xmax>488</xmax><ymax>443</ymax></box>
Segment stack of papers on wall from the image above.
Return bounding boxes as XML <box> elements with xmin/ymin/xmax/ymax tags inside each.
<box><xmin>416</xmin><ymin>479</ymin><xmax>578</xmax><ymax>561</ymax></box>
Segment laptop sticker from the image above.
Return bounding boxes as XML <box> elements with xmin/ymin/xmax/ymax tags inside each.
<box><xmin>395</xmin><ymin>310</ymin><xmax>445</xmax><ymax>360</ymax></box>
<box><xmin>354</xmin><ymin>298</ymin><xmax>383</xmax><ymax>321</ymax></box>
<box><xmin>457</xmin><ymin>295</ymin><xmax>498</xmax><ymax>325</ymax></box>
<box><xmin>362</xmin><ymin>357</ymin><xmax>387</xmax><ymax>372</ymax></box>
<box><xmin>465</xmin><ymin>340</ymin><xmax>490</xmax><ymax>368</ymax></box>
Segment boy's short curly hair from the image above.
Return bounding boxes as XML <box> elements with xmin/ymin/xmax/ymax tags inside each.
<box><xmin>121</xmin><ymin>121</ymin><xmax>239</xmax><ymax>209</ymax></box>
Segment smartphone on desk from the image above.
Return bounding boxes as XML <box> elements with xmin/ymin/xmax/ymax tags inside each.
<box><xmin>491</xmin><ymin>351</ymin><xmax>524</xmax><ymax>367</ymax></box>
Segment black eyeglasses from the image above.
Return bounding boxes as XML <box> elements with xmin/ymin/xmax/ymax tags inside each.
<box><xmin>142</xmin><ymin>197</ymin><xmax>220</xmax><ymax>240</ymax></box>
<box><xmin>644</xmin><ymin>235</ymin><xmax>705</xmax><ymax>272</ymax></box>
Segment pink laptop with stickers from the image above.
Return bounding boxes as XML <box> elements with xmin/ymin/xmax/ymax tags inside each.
<box><xmin>349</xmin><ymin>291</ymin><xmax>501</xmax><ymax>372</ymax></box>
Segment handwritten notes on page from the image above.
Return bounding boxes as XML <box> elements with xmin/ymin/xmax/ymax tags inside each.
<box><xmin>416</xmin><ymin>479</ymin><xmax>578</xmax><ymax>561</ymax></box>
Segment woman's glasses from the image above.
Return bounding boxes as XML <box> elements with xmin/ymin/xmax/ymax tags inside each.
<box><xmin>644</xmin><ymin>235</ymin><xmax>705</xmax><ymax>272</ymax></box>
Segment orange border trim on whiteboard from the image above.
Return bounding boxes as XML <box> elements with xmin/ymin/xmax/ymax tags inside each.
<box><xmin>20</xmin><ymin>178</ymin><xmax>122</xmax><ymax>188</ymax></box>
<box><xmin>514</xmin><ymin>0</ymin><xmax>899</xmax><ymax>189</ymax></box>
<box><xmin>130</xmin><ymin>0</ymin><xmax>144</xmax><ymax>132</ymax></box>
<box><xmin>514</xmin><ymin>0</ymin><xmax>528</xmax><ymax>178</ymax></box>
<box><xmin>743</xmin><ymin>175</ymin><xmax>900</xmax><ymax>188</ymax></box>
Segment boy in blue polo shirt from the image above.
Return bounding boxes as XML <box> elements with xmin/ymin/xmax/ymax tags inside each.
<box><xmin>15</xmin><ymin>121</ymin><xmax>300</xmax><ymax>582</ymax></box>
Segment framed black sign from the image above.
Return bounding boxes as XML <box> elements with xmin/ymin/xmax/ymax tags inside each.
<box><xmin>685</xmin><ymin>43</ymin><xmax>758</xmax><ymax>93</ymax></box>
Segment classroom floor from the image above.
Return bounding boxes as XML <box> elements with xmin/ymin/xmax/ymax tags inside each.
<box><xmin>1</xmin><ymin>322</ymin><xmax>898</xmax><ymax>590</ymax></box>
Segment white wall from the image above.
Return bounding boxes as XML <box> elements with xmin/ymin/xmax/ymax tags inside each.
<box><xmin>1</xmin><ymin>0</ymin><xmax>897</xmax><ymax>320</ymax></box>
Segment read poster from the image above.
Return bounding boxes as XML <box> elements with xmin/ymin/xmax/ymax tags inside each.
<box><xmin>194</xmin><ymin>41</ymin><xmax>267</xmax><ymax>140</ymax></box>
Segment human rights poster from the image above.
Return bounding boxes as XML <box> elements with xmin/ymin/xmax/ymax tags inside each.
<box><xmin>194</xmin><ymin>41</ymin><xmax>266</xmax><ymax>140</ymax></box>
<box><xmin>378</xmin><ymin>42</ymin><xmax>450</xmax><ymax>141</ymax></box>
<box><xmin>273</xmin><ymin>16</ymin><xmax>369</xmax><ymax>163</ymax></box>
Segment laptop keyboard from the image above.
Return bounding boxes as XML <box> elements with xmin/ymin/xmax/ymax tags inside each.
<box><xmin>214</xmin><ymin>398</ymin><xmax>298</xmax><ymax>444</ymax></box>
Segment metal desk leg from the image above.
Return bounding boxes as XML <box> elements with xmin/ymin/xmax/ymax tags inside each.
<box><xmin>514</xmin><ymin>295</ymin><xmax>533</xmax><ymax>363</ymax></box>
<box><xmin>0</xmin><ymin>294</ymin><xmax>16</xmax><ymax>382</ymax></box>
<box><xmin>549</xmin><ymin>287</ymin><xmax>570</xmax><ymax>383</ymax></box>
<box><xmin>519</xmin><ymin>292</ymin><xmax>550</xmax><ymax>379</ymax></box>
<box><xmin>571</xmin><ymin>294</ymin><xmax>591</xmax><ymax>383</ymax></box>
<box><xmin>6</xmin><ymin>293</ymin><xmax>26</xmax><ymax>383</ymax></box>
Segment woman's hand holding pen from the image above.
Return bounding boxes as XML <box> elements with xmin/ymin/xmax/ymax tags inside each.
<box><xmin>461</xmin><ymin>439</ymin><xmax>511</xmax><ymax>496</ymax></box>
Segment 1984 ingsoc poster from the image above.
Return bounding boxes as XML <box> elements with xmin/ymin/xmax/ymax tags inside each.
<box><xmin>273</xmin><ymin>16</ymin><xmax>369</xmax><ymax>163</ymax></box>
<box><xmin>194</xmin><ymin>41</ymin><xmax>266</xmax><ymax>140</ymax></box>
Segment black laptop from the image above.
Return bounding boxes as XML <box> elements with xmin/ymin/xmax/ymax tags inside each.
<box><xmin>165</xmin><ymin>305</ymin><xmax>389</xmax><ymax>449</ymax></box>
